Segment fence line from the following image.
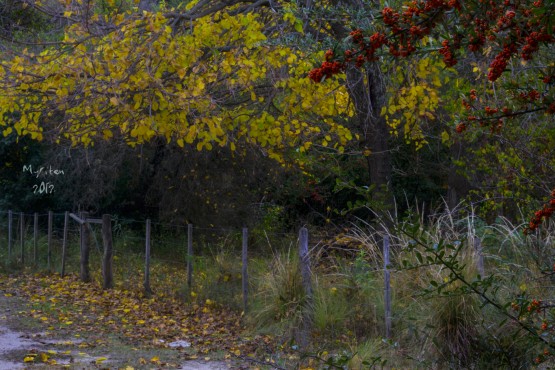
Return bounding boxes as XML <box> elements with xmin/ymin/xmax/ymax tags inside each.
<box><xmin>0</xmin><ymin>208</ymin><xmax>399</xmax><ymax>344</ymax></box>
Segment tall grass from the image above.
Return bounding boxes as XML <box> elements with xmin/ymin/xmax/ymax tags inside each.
<box><xmin>249</xmin><ymin>248</ymin><xmax>307</xmax><ymax>337</ymax></box>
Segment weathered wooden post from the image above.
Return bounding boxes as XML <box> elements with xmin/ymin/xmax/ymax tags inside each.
<box><xmin>19</xmin><ymin>212</ymin><xmax>24</xmax><ymax>265</ymax></box>
<box><xmin>8</xmin><ymin>210</ymin><xmax>12</xmax><ymax>259</ymax></box>
<box><xmin>80</xmin><ymin>211</ymin><xmax>91</xmax><ymax>282</ymax></box>
<box><xmin>144</xmin><ymin>219</ymin><xmax>152</xmax><ymax>295</ymax></box>
<box><xmin>298</xmin><ymin>227</ymin><xmax>313</xmax><ymax>348</ymax></box>
<box><xmin>242</xmin><ymin>227</ymin><xmax>248</xmax><ymax>313</ymax></box>
<box><xmin>187</xmin><ymin>224</ymin><xmax>193</xmax><ymax>289</ymax></box>
<box><xmin>47</xmin><ymin>211</ymin><xmax>53</xmax><ymax>270</ymax></box>
<box><xmin>474</xmin><ymin>236</ymin><xmax>485</xmax><ymax>276</ymax></box>
<box><xmin>33</xmin><ymin>213</ymin><xmax>38</xmax><ymax>264</ymax></box>
<box><xmin>384</xmin><ymin>235</ymin><xmax>392</xmax><ymax>339</ymax></box>
<box><xmin>61</xmin><ymin>212</ymin><xmax>69</xmax><ymax>277</ymax></box>
<box><xmin>101</xmin><ymin>214</ymin><xmax>113</xmax><ymax>289</ymax></box>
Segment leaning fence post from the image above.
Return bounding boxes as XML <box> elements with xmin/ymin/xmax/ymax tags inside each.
<box><xmin>187</xmin><ymin>224</ymin><xmax>193</xmax><ymax>289</ymax></box>
<box><xmin>101</xmin><ymin>214</ymin><xmax>113</xmax><ymax>289</ymax></box>
<box><xmin>298</xmin><ymin>227</ymin><xmax>313</xmax><ymax>348</ymax></box>
<box><xmin>8</xmin><ymin>210</ymin><xmax>12</xmax><ymax>260</ymax></box>
<box><xmin>384</xmin><ymin>235</ymin><xmax>392</xmax><ymax>339</ymax></box>
<box><xmin>20</xmin><ymin>212</ymin><xmax>24</xmax><ymax>265</ymax></box>
<box><xmin>61</xmin><ymin>212</ymin><xmax>69</xmax><ymax>277</ymax></box>
<box><xmin>242</xmin><ymin>227</ymin><xmax>248</xmax><ymax>313</ymax></box>
<box><xmin>33</xmin><ymin>213</ymin><xmax>38</xmax><ymax>265</ymax></box>
<box><xmin>80</xmin><ymin>211</ymin><xmax>91</xmax><ymax>282</ymax></box>
<box><xmin>144</xmin><ymin>219</ymin><xmax>152</xmax><ymax>295</ymax></box>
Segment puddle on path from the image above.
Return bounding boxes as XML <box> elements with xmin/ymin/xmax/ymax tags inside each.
<box><xmin>0</xmin><ymin>324</ymin><xmax>36</xmax><ymax>369</ymax></box>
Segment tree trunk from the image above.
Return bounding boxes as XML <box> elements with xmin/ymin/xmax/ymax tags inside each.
<box><xmin>346</xmin><ymin>65</ymin><xmax>393</xmax><ymax>211</ymax></box>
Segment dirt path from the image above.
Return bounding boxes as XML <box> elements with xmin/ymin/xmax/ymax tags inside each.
<box><xmin>0</xmin><ymin>325</ymin><xmax>33</xmax><ymax>369</ymax></box>
<box><xmin>0</xmin><ymin>292</ymin><xmax>40</xmax><ymax>369</ymax></box>
<box><xmin>0</xmin><ymin>294</ymin><xmax>239</xmax><ymax>369</ymax></box>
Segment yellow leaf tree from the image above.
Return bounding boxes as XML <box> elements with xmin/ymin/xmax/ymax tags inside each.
<box><xmin>0</xmin><ymin>0</ymin><xmax>353</xmax><ymax>163</ymax></box>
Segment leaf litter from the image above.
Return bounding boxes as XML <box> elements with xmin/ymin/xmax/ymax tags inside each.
<box><xmin>0</xmin><ymin>272</ymin><xmax>276</xmax><ymax>369</ymax></box>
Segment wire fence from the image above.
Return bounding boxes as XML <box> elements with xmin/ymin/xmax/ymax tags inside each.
<box><xmin>0</xmin><ymin>209</ymin><xmax>305</xmax><ymax>312</ymax></box>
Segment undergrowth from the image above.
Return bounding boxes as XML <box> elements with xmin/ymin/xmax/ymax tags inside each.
<box><xmin>1</xmin><ymin>205</ymin><xmax>554</xmax><ymax>368</ymax></box>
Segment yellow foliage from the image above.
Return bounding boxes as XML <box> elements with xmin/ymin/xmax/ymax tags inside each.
<box><xmin>0</xmin><ymin>5</ymin><xmax>353</xmax><ymax>162</ymax></box>
<box><xmin>383</xmin><ymin>57</ymin><xmax>448</xmax><ymax>149</ymax></box>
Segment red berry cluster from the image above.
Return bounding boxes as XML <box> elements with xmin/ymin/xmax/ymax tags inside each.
<box><xmin>455</xmin><ymin>122</ymin><xmax>466</xmax><ymax>133</ymax></box>
<box><xmin>528</xmin><ymin>299</ymin><xmax>542</xmax><ymax>312</ymax></box>
<box><xmin>310</xmin><ymin>0</ymin><xmax>555</xmax><ymax>87</ymax></box>
<box><xmin>308</xmin><ymin>52</ymin><xmax>345</xmax><ymax>83</ymax></box>
<box><xmin>454</xmin><ymin>83</ymin><xmax>552</xmax><ymax>136</ymax></box>
<box><xmin>439</xmin><ymin>40</ymin><xmax>457</xmax><ymax>67</ymax></box>
<box><xmin>518</xmin><ymin>89</ymin><xmax>541</xmax><ymax>101</ymax></box>
<box><xmin>488</xmin><ymin>44</ymin><xmax>517</xmax><ymax>81</ymax></box>
<box><xmin>511</xmin><ymin>298</ymin><xmax>544</xmax><ymax>316</ymax></box>
<box><xmin>309</xmin><ymin>30</ymin><xmax>388</xmax><ymax>82</ymax></box>
<box><xmin>522</xmin><ymin>30</ymin><xmax>554</xmax><ymax>60</ymax></box>
<box><xmin>484</xmin><ymin>106</ymin><xmax>499</xmax><ymax>115</ymax></box>
<box><xmin>535</xmin><ymin>349</ymin><xmax>552</xmax><ymax>365</ymax></box>
<box><xmin>524</xmin><ymin>189</ymin><xmax>555</xmax><ymax>234</ymax></box>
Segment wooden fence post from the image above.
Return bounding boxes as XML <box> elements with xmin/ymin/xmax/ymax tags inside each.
<box><xmin>144</xmin><ymin>219</ymin><xmax>152</xmax><ymax>295</ymax></box>
<box><xmin>102</xmin><ymin>214</ymin><xmax>113</xmax><ymax>289</ymax></box>
<box><xmin>187</xmin><ymin>224</ymin><xmax>193</xmax><ymax>289</ymax></box>
<box><xmin>298</xmin><ymin>227</ymin><xmax>313</xmax><ymax>348</ymax></box>
<box><xmin>384</xmin><ymin>235</ymin><xmax>392</xmax><ymax>339</ymax></box>
<box><xmin>8</xmin><ymin>210</ymin><xmax>12</xmax><ymax>260</ymax></box>
<box><xmin>474</xmin><ymin>236</ymin><xmax>485</xmax><ymax>276</ymax></box>
<box><xmin>242</xmin><ymin>227</ymin><xmax>248</xmax><ymax>313</ymax></box>
<box><xmin>61</xmin><ymin>212</ymin><xmax>69</xmax><ymax>277</ymax></box>
<box><xmin>20</xmin><ymin>212</ymin><xmax>24</xmax><ymax>265</ymax></box>
<box><xmin>47</xmin><ymin>211</ymin><xmax>53</xmax><ymax>270</ymax></box>
<box><xmin>33</xmin><ymin>213</ymin><xmax>38</xmax><ymax>265</ymax></box>
<box><xmin>80</xmin><ymin>211</ymin><xmax>91</xmax><ymax>282</ymax></box>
